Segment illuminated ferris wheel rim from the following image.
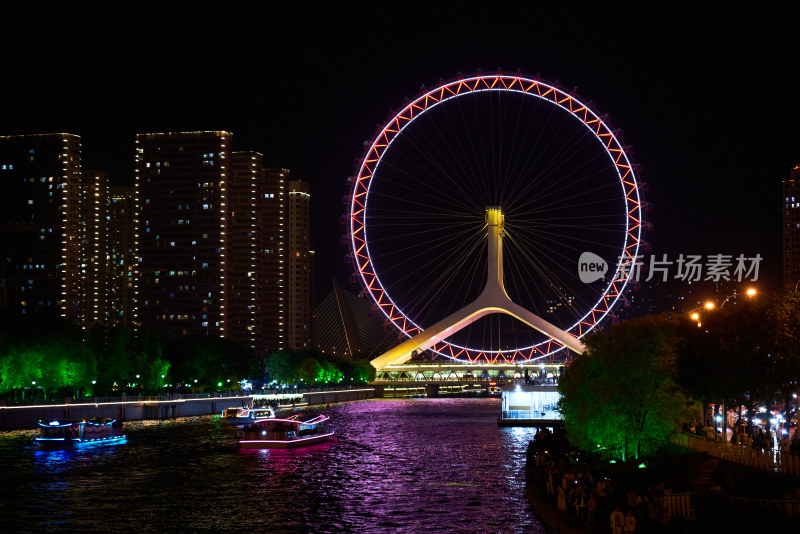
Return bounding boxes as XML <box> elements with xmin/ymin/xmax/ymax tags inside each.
<box><xmin>348</xmin><ymin>73</ymin><xmax>643</xmax><ymax>362</ymax></box>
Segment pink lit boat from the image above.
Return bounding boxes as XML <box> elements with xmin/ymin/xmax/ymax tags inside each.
<box><xmin>238</xmin><ymin>414</ymin><xmax>333</xmax><ymax>449</ymax></box>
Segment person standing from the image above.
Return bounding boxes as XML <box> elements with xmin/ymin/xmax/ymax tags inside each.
<box><xmin>610</xmin><ymin>505</ymin><xmax>624</xmax><ymax>534</ymax></box>
<box><xmin>624</xmin><ymin>509</ymin><xmax>637</xmax><ymax>534</ymax></box>
<box><xmin>587</xmin><ymin>491</ymin><xmax>598</xmax><ymax>526</ymax></box>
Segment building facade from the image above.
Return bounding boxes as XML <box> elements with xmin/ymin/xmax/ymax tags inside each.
<box><xmin>68</xmin><ymin>169</ymin><xmax>108</xmax><ymax>328</ymax></box>
<box><xmin>784</xmin><ymin>165</ymin><xmax>800</xmax><ymax>287</ymax></box>
<box><xmin>136</xmin><ymin>131</ymin><xmax>232</xmax><ymax>338</ymax></box>
<box><xmin>259</xmin><ymin>168</ymin><xmax>288</xmax><ymax>354</ymax></box>
<box><xmin>287</xmin><ymin>180</ymin><xmax>312</xmax><ymax>349</ymax></box>
<box><xmin>0</xmin><ymin>133</ymin><xmax>100</xmax><ymax>326</ymax></box>
<box><xmin>1</xmin><ymin>131</ymin><xmax>316</xmax><ymax>354</ymax></box>
<box><xmin>227</xmin><ymin>151</ymin><xmax>262</xmax><ymax>352</ymax></box>
<box><xmin>135</xmin><ymin>133</ymin><xmax>311</xmax><ymax>355</ymax></box>
<box><xmin>107</xmin><ymin>186</ymin><xmax>138</xmax><ymax>328</ymax></box>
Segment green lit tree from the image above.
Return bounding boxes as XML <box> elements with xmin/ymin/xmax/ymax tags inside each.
<box><xmin>559</xmin><ymin>314</ymin><xmax>694</xmax><ymax>461</ymax></box>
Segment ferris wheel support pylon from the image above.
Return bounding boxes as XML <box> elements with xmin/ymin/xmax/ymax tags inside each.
<box><xmin>370</xmin><ymin>208</ymin><xmax>585</xmax><ymax>370</ymax></box>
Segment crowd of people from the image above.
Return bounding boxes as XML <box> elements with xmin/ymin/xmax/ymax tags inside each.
<box><xmin>683</xmin><ymin>419</ymin><xmax>800</xmax><ymax>454</ymax></box>
<box><xmin>527</xmin><ymin>428</ymin><xmax>677</xmax><ymax>533</ymax></box>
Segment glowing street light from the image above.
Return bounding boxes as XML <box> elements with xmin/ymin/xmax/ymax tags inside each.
<box><xmin>721</xmin><ymin>287</ymin><xmax>757</xmax><ymax>309</ymax></box>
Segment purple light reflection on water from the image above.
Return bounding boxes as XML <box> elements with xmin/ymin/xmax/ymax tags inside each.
<box><xmin>0</xmin><ymin>399</ymin><xmax>547</xmax><ymax>532</ymax></box>
<box><xmin>243</xmin><ymin>398</ymin><xmax>546</xmax><ymax>533</ymax></box>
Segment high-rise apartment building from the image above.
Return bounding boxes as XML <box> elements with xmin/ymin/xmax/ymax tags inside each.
<box><xmin>227</xmin><ymin>152</ymin><xmax>262</xmax><ymax>351</ymax></box>
<box><xmin>259</xmin><ymin>168</ymin><xmax>288</xmax><ymax>353</ymax></box>
<box><xmin>784</xmin><ymin>165</ymin><xmax>800</xmax><ymax>287</ymax></box>
<box><xmin>0</xmin><ymin>133</ymin><xmax>104</xmax><ymax>328</ymax></box>
<box><xmin>135</xmin><ymin>132</ymin><xmax>306</xmax><ymax>356</ymax></box>
<box><xmin>288</xmin><ymin>180</ymin><xmax>312</xmax><ymax>349</ymax></box>
<box><xmin>107</xmin><ymin>186</ymin><xmax>138</xmax><ymax>328</ymax></box>
<box><xmin>1</xmin><ymin>132</ymin><xmax>316</xmax><ymax>349</ymax></box>
<box><xmin>136</xmin><ymin>131</ymin><xmax>233</xmax><ymax>338</ymax></box>
<box><xmin>68</xmin><ymin>169</ymin><xmax>108</xmax><ymax>328</ymax></box>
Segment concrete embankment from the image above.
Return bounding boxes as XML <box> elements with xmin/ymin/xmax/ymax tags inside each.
<box><xmin>0</xmin><ymin>388</ymin><xmax>375</xmax><ymax>430</ymax></box>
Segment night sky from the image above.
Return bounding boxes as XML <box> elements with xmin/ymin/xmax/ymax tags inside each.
<box><xmin>3</xmin><ymin>5</ymin><xmax>799</xmax><ymax>305</ymax></box>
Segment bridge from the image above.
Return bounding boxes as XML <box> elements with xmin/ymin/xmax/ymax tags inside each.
<box><xmin>371</xmin><ymin>360</ymin><xmax>563</xmax><ymax>398</ymax></box>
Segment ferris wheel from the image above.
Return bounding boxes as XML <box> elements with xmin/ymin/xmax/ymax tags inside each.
<box><xmin>347</xmin><ymin>74</ymin><xmax>645</xmax><ymax>365</ymax></box>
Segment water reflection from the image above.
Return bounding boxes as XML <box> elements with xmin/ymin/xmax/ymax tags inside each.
<box><xmin>1</xmin><ymin>398</ymin><xmax>545</xmax><ymax>533</ymax></box>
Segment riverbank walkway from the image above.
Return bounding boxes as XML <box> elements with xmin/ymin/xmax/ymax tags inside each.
<box><xmin>673</xmin><ymin>431</ymin><xmax>800</xmax><ymax>476</ymax></box>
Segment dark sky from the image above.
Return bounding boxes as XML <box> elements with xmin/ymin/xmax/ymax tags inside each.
<box><xmin>3</xmin><ymin>4</ymin><xmax>798</xmax><ymax>304</ymax></box>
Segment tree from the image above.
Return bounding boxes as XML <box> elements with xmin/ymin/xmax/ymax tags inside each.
<box><xmin>559</xmin><ymin>314</ymin><xmax>693</xmax><ymax>461</ymax></box>
<box><xmin>767</xmin><ymin>284</ymin><xmax>800</xmax><ymax>430</ymax></box>
<box><xmin>265</xmin><ymin>350</ymin><xmax>300</xmax><ymax>385</ymax></box>
<box><xmin>339</xmin><ymin>358</ymin><xmax>375</xmax><ymax>383</ymax></box>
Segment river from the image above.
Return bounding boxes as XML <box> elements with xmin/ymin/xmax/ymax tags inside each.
<box><xmin>0</xmin><ymin>397</ymin><xmax>546</xmax><ymax>533</ymax></box>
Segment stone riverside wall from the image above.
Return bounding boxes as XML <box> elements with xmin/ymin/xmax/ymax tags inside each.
<box><xmin>0</xmin><ymin>388</ymin><xmax>376</xmax><ymax>430</ymax></box>
<box><xmin>299</xmin><ymin>388</ymin><xmax>374</xmax><ymax>407</ymax></box>
<box><xmin>0</xmin><ymin>395</ymin><xmax>253</xmax><ymax>430</ymax></box>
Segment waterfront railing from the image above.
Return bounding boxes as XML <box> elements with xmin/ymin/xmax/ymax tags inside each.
<box><xmin>501</xmin><ymin>410</ymin><xmax>561</xmax><ymax>420</ymax></box>
<box><xmin>672</xmin><ymin>432</ymin><xmax>800</xmax><ymax>476</ymax></box>
<box><xmin>0</xmin><ymin>391</ymin><xmax>251</xmax><ymax>407</ymax></box>
<box><xmin>1</xmin><ymin>384</ymin><xmax>374</xmax><ymax>408</ymax></box>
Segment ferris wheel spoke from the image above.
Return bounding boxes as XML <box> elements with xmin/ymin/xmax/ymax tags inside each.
<box><xmin>498</xmin><ymin>94</ymin><xmax>560</xmax><ymax>205</ymax></box>
<box><xmin>455</xmin><ymin>95</ymin><xmax>496</xmax><ymax>204</ymax></box>
<box><xmin>389</xmin><ymin>112</ymin><xmax>488</xmax><ymax>211</ymax></box>
<box><xmin>388</xmin><ymin>232</ymin><xmax>486</xmax><ymax>323</ymax></box>
<box><xmin>512</xmin><ymin>226</ymin><xmax>620</xmax><ymax>257</ymax></box>
<box><xmin>370</xmin><ymin>162</ymin><xmax>479</xmax><ymax>215</ymax></box>
<box><xmin>376</xmin><ymin>140</ymin><xmax>480</xmax><ymax>213</ymax></box>
<box><xmin>506</xmin><ymin>138</ymin><xmax>611</xmax><ymax>214</ymax></box>
<box><xmin>366</xmin><ymin>207</ymin><xmax>481</xmax><ymax>223</ymax></box>
<box><xmin>506</xmin><ymin>236</ymin><xmax>601</xmax><ymax>325</ymax></box>
<box><xmin>520</xmin><ymin>166</ymin><xmax>622</xmax><ymax>214</ymax></box>
<box><xmin>366</xmin><ymin>220</ymin><xmax>478</xmax><ymax>241</ymax></box>
<box><xmin>371</xmin><ymin>227</ymin><xmax>484</xmax><ymax>278</ymax></box>
<box><xmin>429</xmin><ymin>98</ymin><xmax>495</xmax><ymax>204</ymax></box>
<box><xmin>503</xmin><ymin>247</ymin><xmax>549</xmax><ymax>317</ymax></box>
<box><xmin>503</xmin><ymin>108</ymin><xmax>595</xmax><ymax>210</ymax></box>
<box><xmin>500</xmin><ymin>92</ymin><xmax>547</xmax><ymax>204</ymax></box>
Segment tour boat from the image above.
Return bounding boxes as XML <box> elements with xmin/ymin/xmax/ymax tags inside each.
<box><xmin>222</xmin><ymin>406</ymin><xmax>276</xmax><ymax>425</ymax></box>
<box><xmin>34</xmin><ymin>418</ymin><xmax>126</xmax><ymax>449</ymax></box>
<box><xmin>239</xmin><ymin>414</ymin><xmax>333</xmax><ymax>449</ymax></box>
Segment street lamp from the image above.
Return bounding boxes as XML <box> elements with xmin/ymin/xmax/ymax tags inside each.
<box><xmin>720</xmin><ymin>287</ymin><xmax>757</xmax><ymax>309</ymax></box>
<box><xmin>688</xmin><ymin>301</ymin><xmax>716</xmax><ymax>326</ymax></box>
